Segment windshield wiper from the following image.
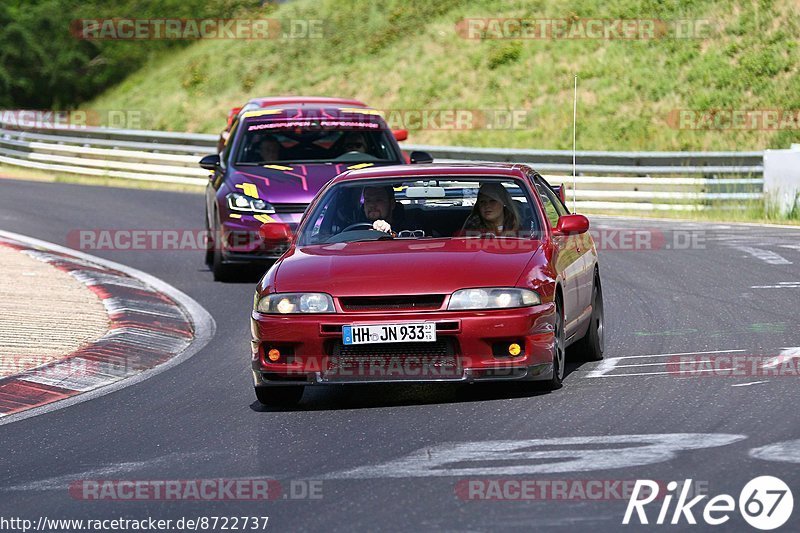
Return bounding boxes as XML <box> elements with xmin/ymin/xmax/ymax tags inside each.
<box><xmin>344</xmin><ymin>236</ymin><xmax>395</xmax><ymax>243</ymax></box>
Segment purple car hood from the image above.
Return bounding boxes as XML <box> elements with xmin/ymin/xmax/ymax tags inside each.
<box><xmin>227</xmin><ymin>163</ymin><xmax>375</xmax><ymax>204</ymax></box>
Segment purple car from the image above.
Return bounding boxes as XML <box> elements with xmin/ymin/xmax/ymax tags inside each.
<box><xmin>199</xmin><ymin>101</ymin><xmax>432</xmax><ymax>281</ymax></box>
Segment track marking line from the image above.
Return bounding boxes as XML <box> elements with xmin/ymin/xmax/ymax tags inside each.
<box><xmin>750</xmin><ymin>282</ymin><xmax>800</xmax><ymax>288</ymax></box>
<box><xmin>613</xmin><ymin>360</ymin><xmax>713</xmax><ymax>369</ymax></box>
<box><xmin>587</xmin><ymin>368</ymin><xmax>725</xmax><ymax>378</ymax></box>
<box><xmin>731</xmin><ymin>381</ymin><xmax>769</xmax><ymax>387</ymax></box>
<box><xmin>610</xmin><ymin>348</ymin><xmax>746</xmax><ymax>360</ymax></box>
<box><xmin>761</xmin><ymin>347</ymin><xmax>800</xmax><ymax>369</ymax></box>
<box><xmin>323</xmin><ymin>434</ymin><xmax>747</xmax><ymax>479</ymax></box>
<box><xmin>584</xmin><ymin>349</ymin><xmax>745</xmax><ymax>378</ymax></box>
<box><xmin>750</xmin><ymin>440</ymin><xmax>800</xmax><ymax>464</ymax></box>
<box><xmin>735</xmin><ymin>246</ymin><xmax>792</xmax><ymax>265</ymax></box>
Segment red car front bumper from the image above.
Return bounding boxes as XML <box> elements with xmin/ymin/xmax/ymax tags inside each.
<box><xmin>250</xmin><ymin>303</ymin><xmax>557</xmax><ymax>385</ymax></box>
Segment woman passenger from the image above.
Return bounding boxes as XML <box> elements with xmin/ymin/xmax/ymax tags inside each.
<box><xmin>460</xmin><ymin>182</ymin><xmax>520</xmax><ymax>237</ymax></box>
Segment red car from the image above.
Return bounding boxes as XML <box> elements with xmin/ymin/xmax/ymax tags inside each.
<box><xmin>250</xmin><ymin>163</ymin><xmax>604</xmax><ymax>405</ymax></box>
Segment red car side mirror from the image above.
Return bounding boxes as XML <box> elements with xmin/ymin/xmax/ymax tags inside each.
<box><xmin>554</xmin><ymin>214</ymin><xmax>589</xmax><ymax>236</ymax></box>
<box><xmin>227</xmin><ymin>106</ymin><xmax>242</xmax><ymax>127</ymax></box>
<box><xmin>392</xmin><ymin>129</ymin><xmax>409</xmax><ymax>142</ymax></box>
<box><xmin>259</xmin><ymin>222</ymin><xmax>292</xmax><ymax>242</ymax></box>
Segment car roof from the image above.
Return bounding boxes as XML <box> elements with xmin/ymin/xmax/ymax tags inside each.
<box><xmin>239</xmin><ymin>105</ymin><xmax>386</xmax><ymax>127</ymax></box>
<box><xmin>245</xmin><ymin>96</ymin><xmax>367</xmax><ymax>109</ymax></box>
<box><xmin>329</xmin><ymin>163</ymin><xmax>535</xmax><ymax>184</ymax></box>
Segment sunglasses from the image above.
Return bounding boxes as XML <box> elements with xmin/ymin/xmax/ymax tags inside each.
<box><xmin>396</xmin><ymin>230</ymin><xmax>426</xmax><ymax>238</ymax></box>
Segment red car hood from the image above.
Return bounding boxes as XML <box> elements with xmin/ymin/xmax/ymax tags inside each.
<box><xmin>273</xmin><ymin>239</ymin><xmax>542</xmax><ymax>296</ymax></box>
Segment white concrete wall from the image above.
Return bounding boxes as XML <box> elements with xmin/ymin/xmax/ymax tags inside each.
<box><xmin>764</xmin><ymin>146</ymin><xmax>800</xmax><ymax>216</ymax></box>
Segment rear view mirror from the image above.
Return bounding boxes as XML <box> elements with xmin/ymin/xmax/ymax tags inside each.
<box><xmin>409</xmin><ymin>151</ymin><xmax>433</xmax><ymax>164</ymax></box>
<box><xmin>405</xmin><ymin>186</ymin><xmax>445</xmax><ymax>199</ymax></box>
<box><xmin>554</xmin><ymin>214</ymin><xmax>589</xmax><ymax>235</ymax></box>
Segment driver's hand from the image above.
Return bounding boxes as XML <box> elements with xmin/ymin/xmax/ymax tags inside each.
<box><xmin>372</xmin><ymin>220</ymin><xmax>392</xmax><ymax>233</ymax></box>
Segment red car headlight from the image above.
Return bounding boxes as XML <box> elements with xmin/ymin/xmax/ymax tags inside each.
<box><xmin>256</xmin><ymin>293</ymin><xmax>335</xmax><ymax>314</ymax></box>
<box><xmin>447</xmin><ymin>288</ymin><xmax>540</xmax><ymax>310</ymax></box>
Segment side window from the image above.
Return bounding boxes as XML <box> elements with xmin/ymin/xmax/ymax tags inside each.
<box><xmin>309</xmin><ymin>204</ymin><xmax>328</xmax><ymax>239</ymax></box>
<box><xmin>546</xmin><ymin>183</ymin><xmax>570</xmax><ymax>215</ymax></box>
<box><xmin>535</xmin><ymin>182</ymin><xmax>563</xmax><ymax>228</ymax></box>
<box><xmin>544</xmin><ymin>184</ymin><xmax>568</xmax><ymax>216</ymax></box>
<box><xmin>222</xmin><ymin>119</ymin><xmax>239</xmax><ymax>163</ymax></box>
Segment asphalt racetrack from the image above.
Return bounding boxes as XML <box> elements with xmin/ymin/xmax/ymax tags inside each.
<box><xmin>1</xmin><ymin>178</ymin><xmax>798</xmax><ymax>531</ymax></box>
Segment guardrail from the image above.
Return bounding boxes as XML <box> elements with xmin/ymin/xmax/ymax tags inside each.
<box><xmin>0</xmin><ymin>120</ymin><xmax>764</xmax><ymax>211</ymax></box>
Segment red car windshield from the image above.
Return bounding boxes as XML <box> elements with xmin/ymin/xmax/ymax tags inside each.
<box><xmin>299</xmin><ymin>177</ymin><xmax>543</xmax><ymax>245</ymax></box>
<box><xmin>235</xmin><ymin>127</ymin><xmax>399</xmax><ymax>165</ymax></box>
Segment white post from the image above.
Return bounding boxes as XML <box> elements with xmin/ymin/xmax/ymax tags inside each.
<box><xmin>763</xmin><ymin>146</ymin><xmax>800</xmax><ymax>216</ymax></box>
<box><xmin>572</xmin><ymin>75</ymin><xmax>578</xmax><ymax>211</ymax></box>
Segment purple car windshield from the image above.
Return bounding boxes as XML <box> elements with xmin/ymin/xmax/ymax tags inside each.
<box><xmin>235</xmin><ymin>126</ymin><xmax>399</xmax><ymax>165</ymax></box>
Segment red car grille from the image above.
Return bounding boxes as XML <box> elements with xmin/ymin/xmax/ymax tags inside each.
<box><xmin>338</xmin><ymin>295</ymin><xmax>445</xmax><ymax>312</ymax></box>
<box><xmin>333</xmin><ymin>338</ymin><xmax>455</xmax><ymax>357</ymax></box>
<box><xmin>324</xmin><ymin>338</ymin><xmax>461</xmax><ymax>380</ymax></box>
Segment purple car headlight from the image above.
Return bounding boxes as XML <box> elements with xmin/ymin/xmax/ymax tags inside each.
<box><xmin>226</xmin><ymin>192</ymin><xmax>275</xmax><ymax>214</ymax></box>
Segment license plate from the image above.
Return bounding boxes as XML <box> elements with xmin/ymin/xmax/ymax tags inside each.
<box><xmin>342</xmin><ymin>323</ymin><xmax>436</xmax><ymax>345</ymax></box>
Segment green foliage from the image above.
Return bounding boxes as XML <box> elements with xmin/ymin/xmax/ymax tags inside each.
<box><xmin>6</xmin><ymin>0</ymin><xmax>793</xmax><ymax>151</ymax></box>
<box><xmin>0</xmin><ymin>0</ymin><xmax>253</xmax><ymax>108</ymax></box>
<box><xmin>487</xmin><ymin>42</ymin><xmax>522</xmax><ymax>70</ymax></box>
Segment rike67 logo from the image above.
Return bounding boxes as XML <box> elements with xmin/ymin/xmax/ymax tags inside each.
<box><xmin>624</xmin><ymin>476</ymin><xmax>793</xmax><ymax>529</ymax></box>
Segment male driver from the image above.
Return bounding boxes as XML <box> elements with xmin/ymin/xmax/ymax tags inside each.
<box><xmin>342</xmin><ymin>132</ymin><xmax>369</xmax><ymax>154</ymax></box>
<box><xmin>363</xmin><ymin>186</ymin><xmax>409</xmax><ymax>233</ymax></box>
<box><xmin>248</xmin><ymin>136</ymin><xmax>280</xmax><ymax>162</ymax></box>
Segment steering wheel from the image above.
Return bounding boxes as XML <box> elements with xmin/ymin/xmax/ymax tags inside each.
<box><xmin>341</xmin><ymin>222</ymin><xmax>375</xmax><ymax>232</ymax></box>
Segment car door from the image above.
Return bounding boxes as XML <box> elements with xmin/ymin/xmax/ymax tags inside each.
<box><xmin>206</xmin><ymin>119</ymin><xmax>238</xmax><ymax>227</ymax></box>
<box><xmin>541</xmin><ymin>179</ymin><xmax>595</xmax><ymax>330</ymax></box>
<box><xmin>533</xmin><ymin>179</ymin><xmax>583</xmax><ymax>335</ymax></box>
